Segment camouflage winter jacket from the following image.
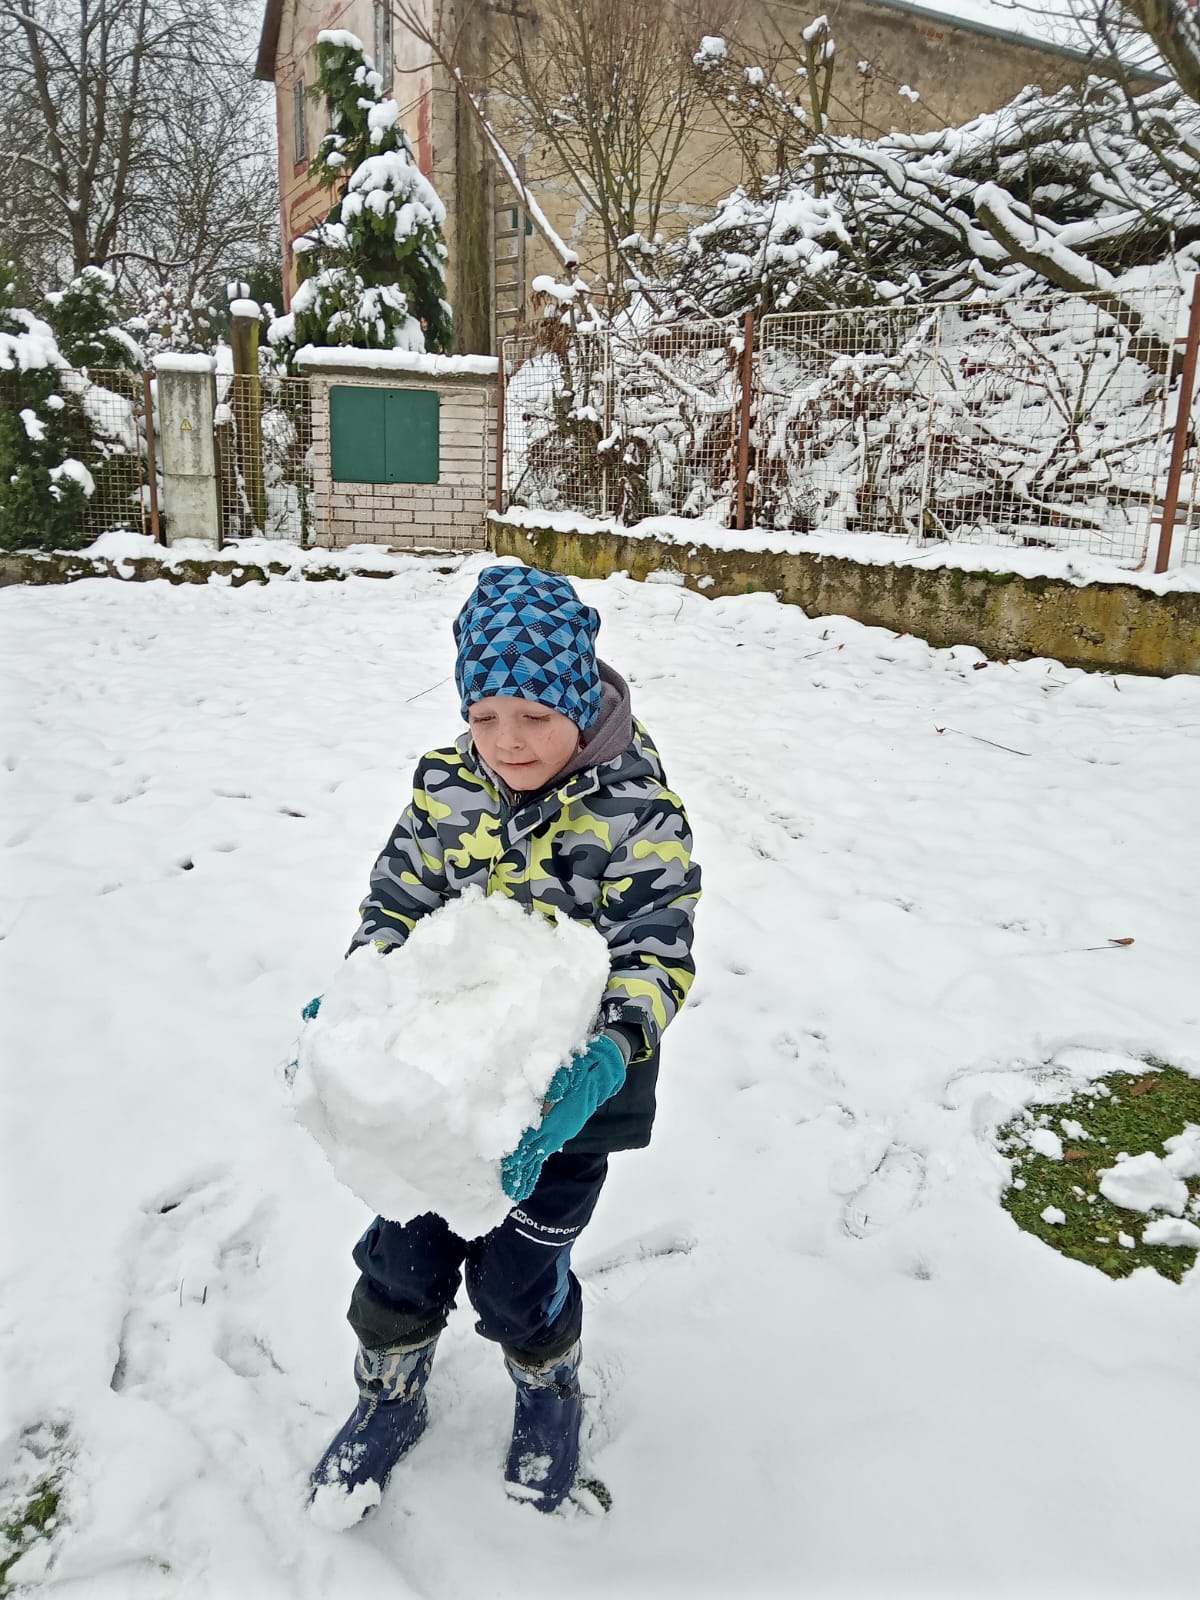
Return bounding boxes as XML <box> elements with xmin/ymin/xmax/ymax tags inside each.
<box><xmin>351</xmin><ymin>665</ymin><xmax>701</xmax><ymax>1152</ymax></box>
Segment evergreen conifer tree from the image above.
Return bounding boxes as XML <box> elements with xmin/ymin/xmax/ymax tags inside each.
<box><xmin>44</xmin><ymin>267</ymin><xmax>143</xmax><ymax>371</ymax></box>
<box><xmin>0</xmin><ymin>266</ymin><xmax>150</xmax><ymax>552</ymax></box>
<box><xmin>0</xmin><ymin>267</ymin><xmax>93</xmax><ymax>551</ymax></box>
<box><xmin>270</xmin><ymin>34</ymin><xmax>453</xmax><ymax>363</ymax></box>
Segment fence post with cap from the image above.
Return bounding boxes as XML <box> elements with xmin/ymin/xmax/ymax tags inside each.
<box><xmin>142</xmin><ymin>370</ymin><xmax>161</xmax><ymax>543</ymax></box>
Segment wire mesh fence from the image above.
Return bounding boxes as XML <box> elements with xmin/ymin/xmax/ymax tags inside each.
<box><xmin>216</xmin><ymin>374</ymin><xmax>315</xmax><ymax>544</ymax></box>
<box><xmin>1182</xmin><ymin>497</ymin><xmax>1200</xmax><ymax>569</ymax></box>
<box><xmin>502</xmin><ymin>319</ymin><xmax>743</xmax><ymax>522</ymax></box>
<box><xmin>0</xmin><ymin>366</ymin><xmax>149</xmax><ymax>542</ymax></box>
<box><xmin>502</xmin><ymin>288</ymin><xmax>1193</xmax><ymax>570</ymax></box>
<box><xmin>753</xmin><ymin>304</ymin><xmax>940</xmax><ymax>539</ymax></box>
<box><xmin>609</xmin><ymin>320</ymin><xmax>741</xmax><ymax>523</ymax></box>
<box><xmin>502</xmin><ymin>328</ymin><xmax>610</xmax><ymax>517</ymax></box>
<box><xmin>754</xmin><ymin>294</ymin><xmax>1178</xmax><ymax>564</ymax></box>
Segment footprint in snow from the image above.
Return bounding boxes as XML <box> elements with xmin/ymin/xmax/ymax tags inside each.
<box><xmin>840</xmin><ymin>1145</ymin><xmax>927</xmax><ymax>1240</ymax></box>
<box><xmin>578</xmin><ymin>1228</ymin><xmax>698</xmax><ymax>1314</ymax></box>
<box><xmin>110</xmin><ymin>1169</ymin><xmax>280</xmax><ymax>1395</ymax></box>
<box><xmin>578</xmin><ymin>1345</ymin><xmax>630</xmax><ymax>1461</ymax></box>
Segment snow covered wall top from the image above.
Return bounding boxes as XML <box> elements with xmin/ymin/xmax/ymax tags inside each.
<box><xmin>293</xmin><ymin>346</ymin><xmax>498</xmax><ymax>377</ymax></box>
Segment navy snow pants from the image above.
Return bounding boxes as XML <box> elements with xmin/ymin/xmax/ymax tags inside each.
<box><xmin>347</xmin><ymin>1151</ymin><xmax>609</xmax><ymax>1364</ymax></box>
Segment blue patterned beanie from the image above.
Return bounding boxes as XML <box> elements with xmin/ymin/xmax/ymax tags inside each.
<box><xmin>453</xmin><ymin>566</ymin><xmax>602</xmax><ymax>729</ymax></box>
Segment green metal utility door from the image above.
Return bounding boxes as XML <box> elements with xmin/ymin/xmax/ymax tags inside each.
<box><xmin>330</xmin><ymin>386</ymin><xmax>440</xmax><ymax>483</ymax></box>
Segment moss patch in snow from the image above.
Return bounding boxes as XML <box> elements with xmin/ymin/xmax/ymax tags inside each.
<box><xmin>999</xmin><ymin>1062</ymin><xmax>1200</xmax><ymax>1283</ymax></box>
<box><xmin>1</xmin><ymin>1481</ymin><xmax>60</xmax><ymax>1594</ymax></box>
<box><xmin>0</xmin><ymin>1422</ymin><xmax>70</xmax><ymax>1595</ymax></box>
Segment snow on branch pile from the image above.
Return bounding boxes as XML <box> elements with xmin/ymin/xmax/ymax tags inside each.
<box><xmin>499</xmin><ymin>24</ymin><xmax>1200</xmax><ymax>553</ymax></box>
<box><xmin>507</xmin><ymin>297</ymin><xmax>746</xmax><ymax>525</ymax></box>
<box><xmin>751</xmin><ymin>298</ymin><xmax>1171</xmax><ymax>545</ymax></box>
<box><xmin>508</xmin><ymin>292</ymin><xmax>1174</xmax><ymax>553</ymax></box>
<box><xmin>671</xmin><ymin>61</ymin><xmax>1200</xmax><ymax>334</ymax></box>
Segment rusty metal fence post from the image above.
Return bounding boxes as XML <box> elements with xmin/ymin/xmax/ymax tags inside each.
<box><xmin>734</xmin><ymin>310</ymin><xmax>755</xmax><ymax>532</ymax></box>
<box><xmin>494</xmin><ymin>338</ymin><xmax>507</xmax><ymax>515</ymax></box>
<box><xmin>1153</xmin><ymin>276</ymin><xmax>1200</xmax><ymax>573</ymax></box>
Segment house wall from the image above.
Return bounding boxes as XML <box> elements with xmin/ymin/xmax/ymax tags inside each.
<box><xmin>770</xmin><ymin>0</ymin><xmax>1095</xmax><ymax>137</ymax></box>
<box><xmin>304</xmin><ymin>371</ymin><xmax>495</xmax><ymax>549</ymax></box>
<box><xmin>267</xmin><ymin>0</ymin><xmax>1135</xmax><ymax>348</ymax></box>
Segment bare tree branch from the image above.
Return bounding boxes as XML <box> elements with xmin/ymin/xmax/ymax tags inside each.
<box><xmin>0</xmin><ymin>0</ymin><xmax>278</xmax><ymax>304</ymax></box>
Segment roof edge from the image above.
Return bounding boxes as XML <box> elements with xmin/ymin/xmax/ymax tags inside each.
<box><xmin>863</xmin><ymin>0</ymin><xmax>1169</xmax><ymax>81</ymax></box>
<box><xmin>254</xmin><ymin>0</ymin><xmax>283</xmax><ymax>82</ymax></box>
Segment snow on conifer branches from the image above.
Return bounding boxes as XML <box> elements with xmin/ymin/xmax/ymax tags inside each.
<box><xmin>0</xmin><ymin>268</ymin><xmax>147</xmax><ymax>551</ymax></box>
<box><xmin>269</xmin><ymin>34</ymin><xmax>453</xmax><ymax>363</ymax></box>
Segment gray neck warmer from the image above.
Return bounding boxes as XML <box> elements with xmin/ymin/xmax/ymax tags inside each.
<box><xmin>554</xmin><ymin>660</ymin><xmax>634</xmax><ymax>782</ymax></box>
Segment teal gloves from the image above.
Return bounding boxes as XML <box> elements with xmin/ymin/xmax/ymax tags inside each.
<box><xmin>284</xmin><ymin>996</ymin><xmax>323</xmax><ymax>1087</ymax></box>
<box><xmin>501</xmin><ymin>1035</ymin><xmax>628</xmax><ymax>1203</ymax></box>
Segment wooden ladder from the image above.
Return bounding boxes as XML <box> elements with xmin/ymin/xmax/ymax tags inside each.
<box><xmin>489</xmin><ymin>152</ymin><xmax>529</xmax><ymax>354</ymax></box>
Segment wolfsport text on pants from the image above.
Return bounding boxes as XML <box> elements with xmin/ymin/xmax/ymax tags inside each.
<box><xmin>347</xmin><ymin>1151</ymin><xmax>610</xmax><ymax>1363</ymax></box>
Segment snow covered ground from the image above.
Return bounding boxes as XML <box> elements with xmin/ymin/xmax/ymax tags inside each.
<box><xmin>2</xmin><ymin>556</ymin><xmax>1199</xmax><ymax>1599</ymax></box>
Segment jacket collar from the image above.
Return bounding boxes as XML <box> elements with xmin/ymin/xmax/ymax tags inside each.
<box><xmin>455</xmin><ymin>682</ymin><xmax>663</xmax><ymax>844</ymax></box>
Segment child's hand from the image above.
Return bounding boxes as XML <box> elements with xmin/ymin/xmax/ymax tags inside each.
<box><xmin>501</xmin><ymin>1035</ymin><xmax>627</xmax><ymax>1202</ymax></box>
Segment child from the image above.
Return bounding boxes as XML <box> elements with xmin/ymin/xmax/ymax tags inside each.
<box><xmin>310</xmin><ymin>564</ymin><xmax>701</xmax><ymax>1517</ymax></box>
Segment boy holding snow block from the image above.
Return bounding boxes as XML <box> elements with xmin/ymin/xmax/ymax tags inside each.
<box><xmin>310</xmin><ymin>565</ymin><xmax>700</xmax><ymax>1518</ymax></box>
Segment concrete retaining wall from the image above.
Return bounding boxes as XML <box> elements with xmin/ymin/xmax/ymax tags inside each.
<box><xmin>0</xmin><ymin>551</ymin><xmax>460</xmax><ymax>589</ymax></box>
<box><xmin>489</xmin><ymin>518</ymin><xmax>1200</xmax><ymax>677</ymax></box>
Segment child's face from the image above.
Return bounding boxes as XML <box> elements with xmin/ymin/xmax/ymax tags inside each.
<box><xmin>467</xmin><ymin>696</ymin><xmax>582</xmax><ymax>791</ymax></box>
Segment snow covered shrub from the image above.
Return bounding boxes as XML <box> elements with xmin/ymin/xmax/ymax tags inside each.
<box><xmin>0</xmin><ymin>270</ymin><xmax>148</xmax><ymax>552</ymax></box>
<box><xmin>0</xmin><ymin>273</ymin><xmax>92</xmax><ymax>552</ymax></box>
<box><xmin>269</xmin><ymin>33</ymin><xmax>453</xmax><ymax>364</ymax></box>
<box><xmin>126</xmin><ymin>284</ymin><xmax>224</xmax><ymax>359</ymax></box>
<box><xmin>44</xmin><ymin>268</ymin><xmax>142</xmax><ymax>372</ymax></box>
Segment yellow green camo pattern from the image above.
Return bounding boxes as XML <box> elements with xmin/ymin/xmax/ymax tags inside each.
<box><xmin>352</xmin><ymin>722</ymin><xmax>701</xmax><ymax>1060</ymax></box>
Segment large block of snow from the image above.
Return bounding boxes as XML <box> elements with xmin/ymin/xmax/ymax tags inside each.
<box><xmin>292</xmin><ymin>890</ymin><xmax>610</xmax><ymax>1237</ymax></box>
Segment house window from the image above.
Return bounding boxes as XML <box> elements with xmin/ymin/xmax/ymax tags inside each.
<box><xmin>293</xmin><ymin>78</ymin><xmax>308</xmax><ymax>165</ymax></box>
<box><xmin>373</xmin><ymin>2</ymin><xmax>393</xmax><ymax>87</ymax></box>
